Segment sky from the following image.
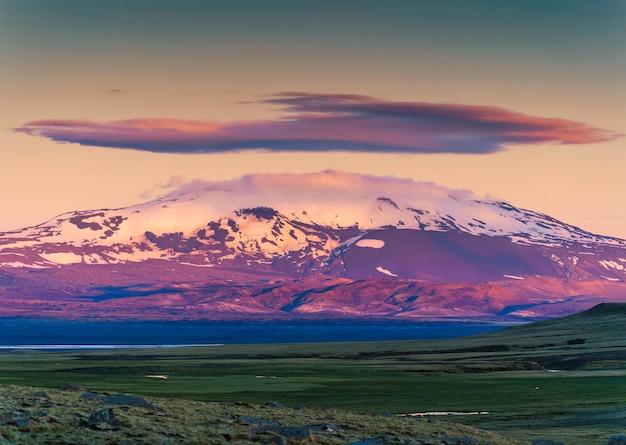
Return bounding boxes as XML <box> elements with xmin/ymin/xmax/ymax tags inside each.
<box><xmin>1</xmin><ymin>0</ymin><xmax>625</xmax><ymax>238</ymax></box>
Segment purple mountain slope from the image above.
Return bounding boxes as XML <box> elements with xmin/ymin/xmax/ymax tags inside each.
<box><xmin>1</xmin><ymin>172</ymin><xmax>625</xmax><ymax>320</ymax></box>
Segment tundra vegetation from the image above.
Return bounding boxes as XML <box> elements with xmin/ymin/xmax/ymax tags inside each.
<box><xmin>1</xmin><ymin>303</ymin><xmax>626</xmax><ymax>444</ymax></box>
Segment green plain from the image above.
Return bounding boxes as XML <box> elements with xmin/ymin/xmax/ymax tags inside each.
<box><xmin>2</xmin><ymin>304</ymin><xmax>626</xmax><ymax>444</ymax></box>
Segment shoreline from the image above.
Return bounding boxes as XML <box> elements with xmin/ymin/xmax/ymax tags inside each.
<box><xmin>0</xmin><ymin>343</ymin><xmax>224</xmax><ymax>350</ymax></box>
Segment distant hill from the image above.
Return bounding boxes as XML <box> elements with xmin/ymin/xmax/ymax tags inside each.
<box><xmin>335</xmin><ymin>303</ymin><xmax>626</xmax><ymax>373</ymax></box>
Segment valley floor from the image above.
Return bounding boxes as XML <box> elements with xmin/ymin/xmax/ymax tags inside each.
<box><xmin>2</xmin><ymin>304</ymin><xmax>626</xmax><ymax>444</ymax></box>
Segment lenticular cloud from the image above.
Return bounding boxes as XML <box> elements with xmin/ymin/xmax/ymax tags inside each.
<box><xmin>16</xmin><ymin>92</ymin><xmax>621</xmax><ymax>154</ymax></box>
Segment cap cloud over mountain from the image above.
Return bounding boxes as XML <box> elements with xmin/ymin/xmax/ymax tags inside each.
<box><xmin>1</xmin><ymin>171</ymin><xmax>625</xmax><ymax>320</ymax></box>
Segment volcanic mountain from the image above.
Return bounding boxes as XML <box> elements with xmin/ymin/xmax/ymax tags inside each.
<box><xmin>1</xmin><ymin>171</ymin><xmax>625</xmax><ymax>320</ymax></box>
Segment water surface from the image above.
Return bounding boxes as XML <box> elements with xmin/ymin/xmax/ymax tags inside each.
<box><xmin>0</xmin><ymin>318</ymin><xmax>508</xmax><ymax>349</ymax></box>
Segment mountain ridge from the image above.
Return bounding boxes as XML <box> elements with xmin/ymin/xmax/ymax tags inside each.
<box><xmin>1</xmin><ymin>172</ymin><xmax>625</xmax><ymax>320</ymax></box>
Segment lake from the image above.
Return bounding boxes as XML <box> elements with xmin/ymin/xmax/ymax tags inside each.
<box><xmin>0</xmin><ymin>318</ymin><xmax>510</xmax><ymax>349</ymax></box>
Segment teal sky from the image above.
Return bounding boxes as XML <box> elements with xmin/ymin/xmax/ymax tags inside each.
<box><xmin>0</xmin><ymin>0</ymin><xmax>625</xmax><ymax>237</ymax></box>
<box><xmin>3</xmin><ymin>1</ymin><xmax>624</xmax><ymax>56</ymax></box>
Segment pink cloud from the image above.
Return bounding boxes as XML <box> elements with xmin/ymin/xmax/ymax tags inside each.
<box><xmin>15</xmin><ymin>92</ymin><xmax>621</xmax><ymax>154</ymax></box>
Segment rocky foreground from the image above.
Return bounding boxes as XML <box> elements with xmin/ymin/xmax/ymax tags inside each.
<box><xmin>0</xmin><ymin>384</ymin><xmax>524</xmax><ymax>445</ymax></box>
<box><xmin>2</xmin><ymin>384</ymin><xmax>626</xmax><ymax>445</ymax></box>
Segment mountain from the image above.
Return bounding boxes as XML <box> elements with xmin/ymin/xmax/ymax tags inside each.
<box><xmin>1</xmin><ymin>171</ymin><xmax>625</xmax><ymax>320</ymax></box>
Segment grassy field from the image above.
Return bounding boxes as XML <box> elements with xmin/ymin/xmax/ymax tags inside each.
<box><xmin>2</xmin><ymin>304</ymin><xmax>626</xmax><ymax>444</ymax></box>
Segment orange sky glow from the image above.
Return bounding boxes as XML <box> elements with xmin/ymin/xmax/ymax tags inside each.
<box><xmin>1</xmin><ymin>1</ymin><xmax>624</xmax><ymax>238</ymax></box>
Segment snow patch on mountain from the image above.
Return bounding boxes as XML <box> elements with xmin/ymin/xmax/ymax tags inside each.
<box><xmin>39</xmin><ymin>252</ymin><xmax>82</xmax><ymax>265</ymax></box>
<box><xmin>503</xmin><ymin>274</ymin><xmax>525</xmax><ymax>280</ymax></box>
<box><xmin>599</xmin><ymin>260</ymin><xmax>625</xmax><ymax>271</ymax></box>
<box><xmin>1</xmin><ymin>171</ymin><xmax>625</xmax><ymax>270</ymax></box>
<box><xmin>356</xmin><ymin>239</ymin><xmax>385</xmax><ymax>249</ymax></box>
<box><xmin>376</xmin><ymin>266</ymin><xmax>398</xmax><ymax>277</ymax></box>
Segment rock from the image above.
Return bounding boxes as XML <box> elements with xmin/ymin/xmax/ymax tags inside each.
<box><xmin>24</xmin><ymin>391</ymin><xmax>51</xmax><ymax>407</ymax></box>
<box><xmin>87</xmin><ymin>408</ymin><xmax>122</xmax><ymax>428</ymax></box>
<box><xmin>80</xmin><ymin>392</ymin><xmax>107</xmax><ymax>402</ymax></box>
<box><xmin>81</xmin><ymin>392</ymin><xmax>161</xmax><ymax>410</ymax></box>
<box><xmin>345</xmin><ymin>439</ymin><xmax>384</xmax><ymax>445</ymax></box>
<box><xmin>293</xmin><ymin>404</ymin><xmax>306</xmax><ymax>410</ymax></box>
<box><xmin>532</xmin><ymin>440</ymin><xmax>566</xmax><ymax>445</ymax></box>
<box><xmin>0</xmin><ymin>414</ymin><xmax>35</xmax><ymax>431</ymax></box>
<box><xmin>312</xmin><ymin>422</ymin><xmax>339</xmax><ymax>433</ymax></box>
<box><xmin>266</xmin><ymin>400</ymin><xmax>285</xmax><ymax>409</ymax></box>
<box><xmin>420</xmin><ymin>438</ymin><xmax>481</xmax><ymax>445</ymax></box>
<box><xmin>102</xmin><ymin>394</ymin><xmax>161</xmax><ymax>410</ymax></box>
<box><xmin>31</xmin><ymin>391</ymin><xmax>49</xmax><ymax>399</ymax></box>
<box><xmin>607</xmin><ymin>435</ymin><xmax>626</xmax><ymax>445</ymax></box>
<box><xmin>252</xmin><ymin>425</ymin><xmax>314</xmax><ymax>443</ymax></box>
<box><xmin>62</xmin><ymin>382</ymin><xmax>85</xmax><ymax>392</ymax></box>
<box><xmin>252</xmin><ymin>422</ymin><xmax>338</xmax><ymax>441</ymax></box>
<box><xmin>237</xmin><ymin>415</ymin><xmax>279</xmax><ymax>426</ymax></box>
<box><xmin>15</xmin><ymin>417</ymin><xmax>35</xmax><ymax>431</ymax></box>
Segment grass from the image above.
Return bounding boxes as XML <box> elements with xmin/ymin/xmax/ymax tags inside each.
<box><xmin>0</xmin><ymin>385</ymin><xmax>521</xmax><ymax>445</ymax></box>
<box><xmin>2</xmin><ymin>304</ymin><xmax>626</xmax><ymax>444</ymax></box>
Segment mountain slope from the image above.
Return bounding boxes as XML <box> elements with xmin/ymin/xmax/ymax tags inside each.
<box><xmin>1</xmin><ymin>171</ymin><xmax>625</xmax><ymax>320</ymax></box>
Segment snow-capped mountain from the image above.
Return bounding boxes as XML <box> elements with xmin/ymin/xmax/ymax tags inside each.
<box><xmin>1</xmin><ymin>171</ymin><xmax>625</xmax><ymax>320</ymax></box>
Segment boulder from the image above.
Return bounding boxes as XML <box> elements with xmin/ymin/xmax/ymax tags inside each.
<box><xmin>266</xmin><ymin>400</ymin><xmax>285</xmax><ymax>409</ymax></box>
<box><xmin>345</xmin><ymin>439</ymin><xmax>384</xmax><ymax>445</ymax></box>
<box><xmin>252</xmin><ymin>425</ymin><xmax>314</xmax><ymax>443</ymax></box>
<box><xmin>61</xmin><ymin>383</ymin><xmax>85</xmax><ymax>392</ymax></box>
<box><xmin>532</xmin><ymin>440</ymin><xmax>566</xmax><ymax>445</ymax></box>
<box><xmin>312</xmin><ymin>422</ymin><xmax>339</xmax><ymax>433</ymax></box>
<box><xmin>102</xmin><ymin>394</ymin><xmax>160</xmax><ymax>410</ymax></box>
<box><xmin>237</xmin><ymin>416</ymin><xmax>279</xmax><ymax>426</ymax></box>
<box><xmin>14</xmin><ymin>417</ymin><xmax>35</xmax><ymax>431</ymax></box>
<box><xmin>265</xmin><ymin>437</ymin><xmax>289</xmax><ymax>445</ymax></box>
<box><xmin>607</xmin><ymin>435</ymin><xmax>626</xmax><ymax>445</ymax></box>
<box><xmin>80</xmin><ymin>392</ymin><xmax>160</xmax><ymax>410</ymax></box>
<box><xmin>86</xmin><ymin>408</ymin><xmax>122</xmax><ymax>428</ymax></box>
<box><xmin>80</xmin><ymin>392</ymin><xmax>107</xmax><ymax>402</ymax></box>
